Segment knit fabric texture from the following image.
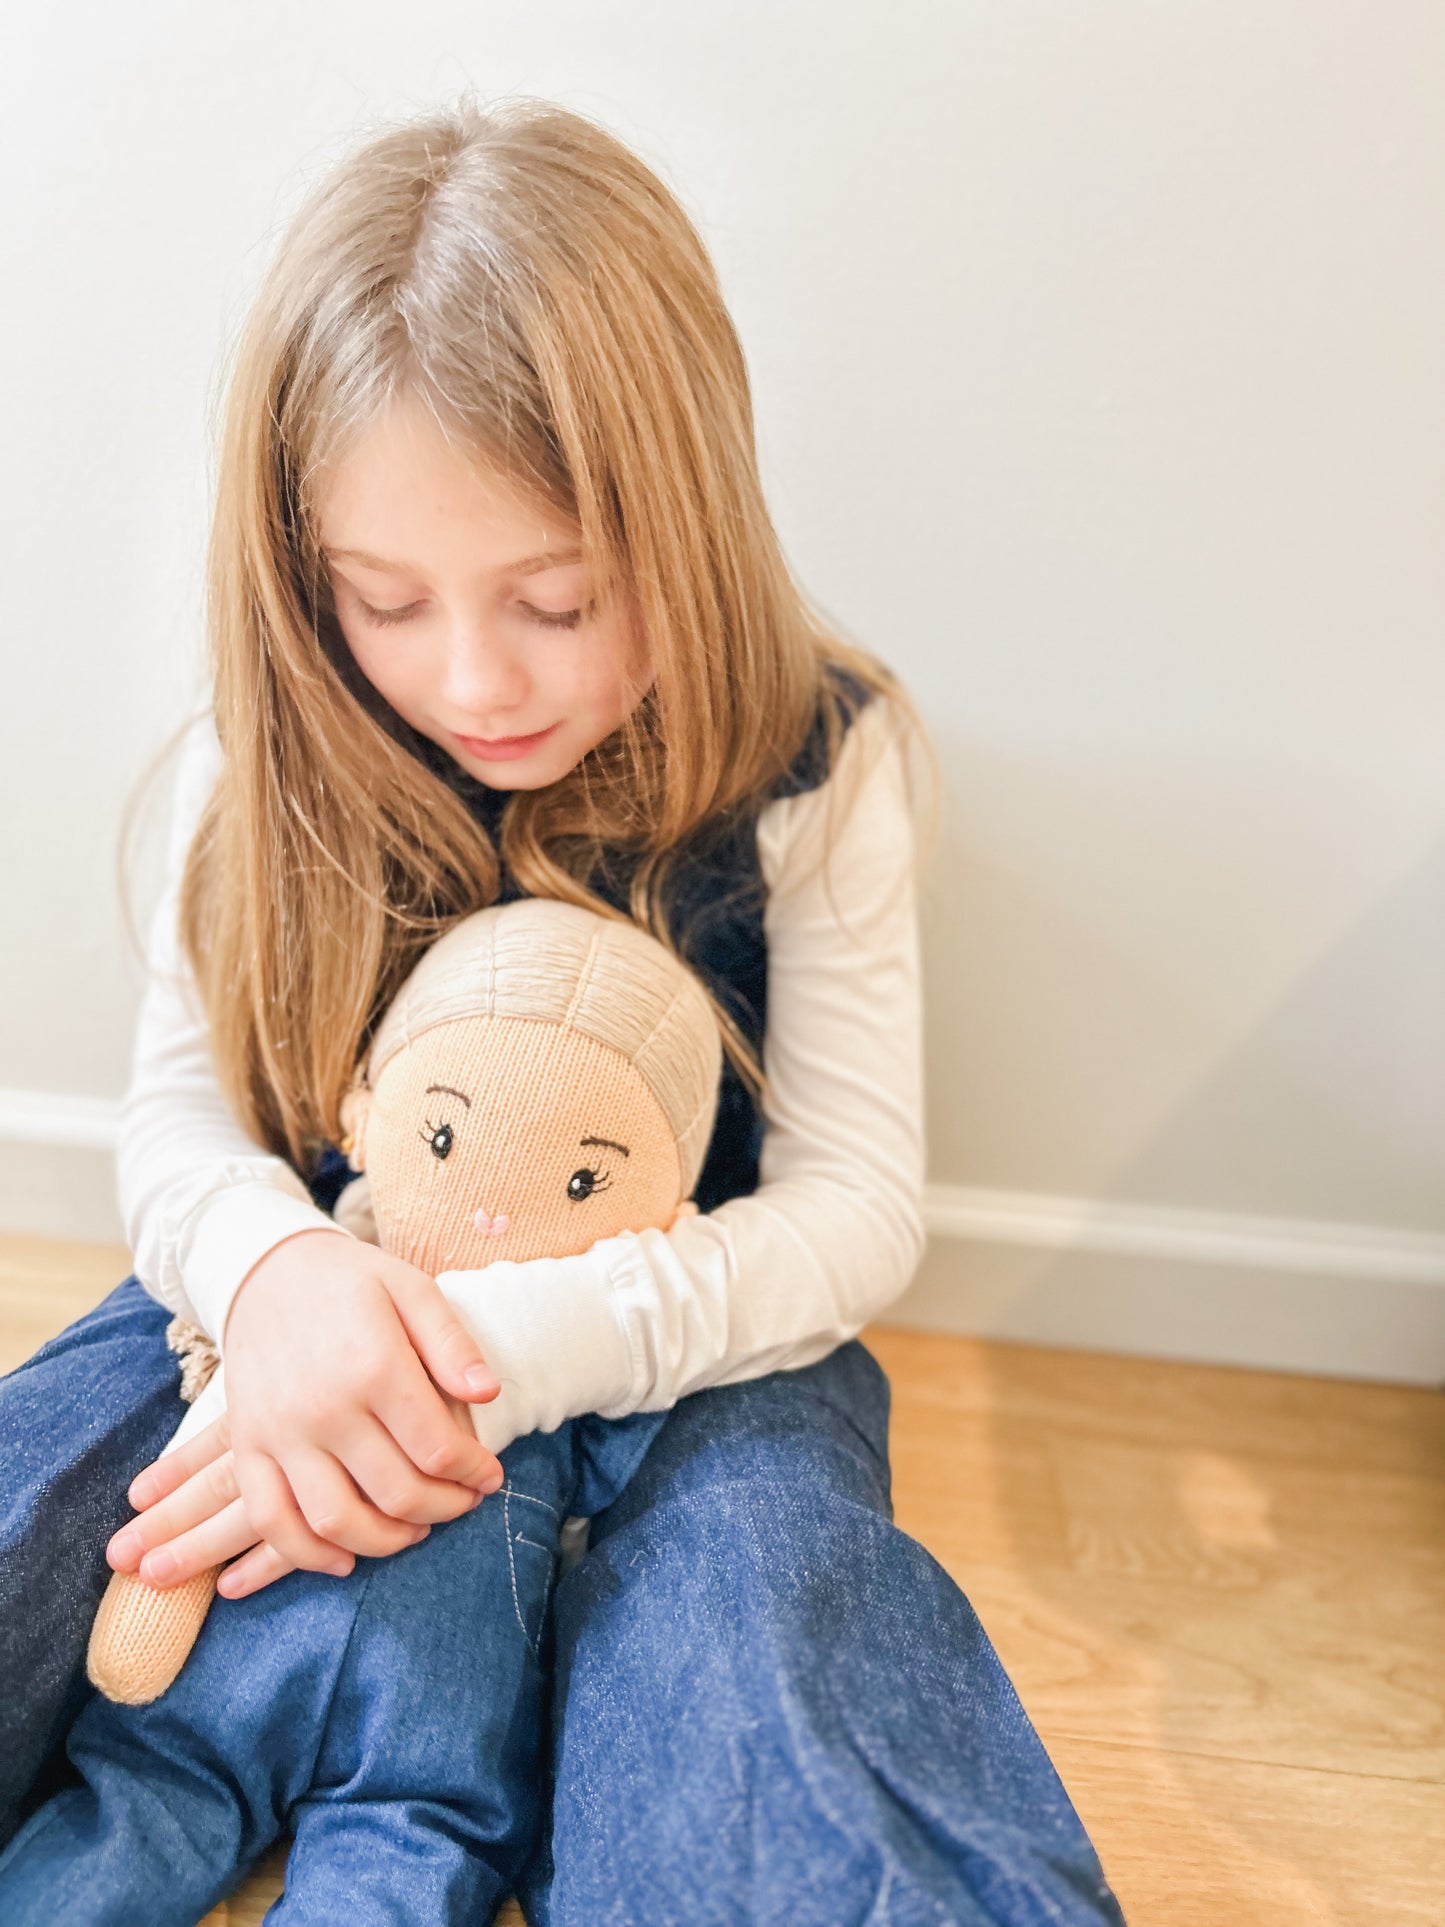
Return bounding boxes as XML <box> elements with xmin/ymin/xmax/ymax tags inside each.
<box><xmin>87</xmin><ymin>1568</ymin><xmax>220</xmax><ymax>1707</ymax></box>
<box><xmin>361</xmin><ymin>899</ymin><xmax>721</xmax><ymax>1199</ymax></box>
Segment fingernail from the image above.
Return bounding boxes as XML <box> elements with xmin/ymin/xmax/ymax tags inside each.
<box><xmin>465</xmin><ymin>1364</ymin><xmax>499</xmax><ymax>1394</ymax></box>
<box><xmin>128</xmin><ymin>1472</ymin><xmax>156</xmax><ymax>1507</ymax></box>
<box><xmin>480</xmin><ymin>1468</ymin><xmax>504</xmax><ymax>1495</ymax></box>
<box><xmin>140</xmin><ymin>1550</ymin><xmax>177</xmax><ymax>1585</ymax></box>
<box><xmin>108</xmin><ymin>1526</ymin><xmax>140</xmax><ymax>1565</ymax></box>
<box><xmin>327</xmin><ymin>1559</ymin><xmax>353</xmax><ymax>1578</ymax></box>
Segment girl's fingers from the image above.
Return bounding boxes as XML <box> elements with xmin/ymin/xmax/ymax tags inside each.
<box><xmin>108</xmin><ymin>1448</ymin><xmax>243</xmax><ymax>1572</ymax></box>
<box><xmin>134</xmin><ymin>1495</ymin><xmax>261</xmax><ymax>1588</ymax></box>
<box><xmin>216</xmin><ymin>1540</ymin><xmax>308</xmax><ymax>1601</ymax></box>
<box><xmin>372</xmin><ymin>1353</ymin><xmax>504</xmax><ymax>1493</ymax></box>
<box><xmin>280</xmin><ymin>1445</ymin><xmax>432</xmax><ymax>1561</ymax></box>
<box><xmin>127</xmin><ymin>1412</ymin><xmax>232</xmax><ymax>1510</ymax></box>
<box><xmin>233</xmin><ymin>1450</ymin><xmax>378</xmax><ymax>1575</ymax></box>
<box><xmin>333</xmin><ymin>1412</ymin><xmax>492</xmax><ymax>1527</ymax></box>
<box><xmin>383</xmin><ymin>1271</ymin><xmax>499</xmax><ymax>1406</ymax></box>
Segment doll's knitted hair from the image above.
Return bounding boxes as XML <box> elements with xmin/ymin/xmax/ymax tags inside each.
<box><xmin>345</xmin><ymin>898</ymin><xmax>722</xmax><ymax>1195</ymax></box>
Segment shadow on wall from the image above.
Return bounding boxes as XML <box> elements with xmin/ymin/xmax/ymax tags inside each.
<box><xmin>908</xmin><ymin>743</ymin><xmax>1445</xmax><ymax>1378</ymax></box>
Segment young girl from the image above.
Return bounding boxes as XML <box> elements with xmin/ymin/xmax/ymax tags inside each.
<box><xmin>0</xmin><ymin>97</ymin><xmax>1125</xmax><ymax>1924</ymax></box>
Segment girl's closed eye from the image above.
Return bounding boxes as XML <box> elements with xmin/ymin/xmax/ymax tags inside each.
<box><xmin>359</xmin><ymin>598</ymin><xmax>424</xmax><ymax>628</ymax></box>
<box><xmin>521</xmin><ymin>600</ymin><xmax>585</xmax><ymax>630</ymax></box>
<box><xmin>350</xmin><ymin>593</ymin><xmax>589</xmax><ymax>632</ymax></box>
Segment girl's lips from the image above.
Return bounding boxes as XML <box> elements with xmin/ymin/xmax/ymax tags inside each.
<box><xmin>452</xmin><ymin>723</ymin><xmax>559</xmax><ymax>761</ymax></box>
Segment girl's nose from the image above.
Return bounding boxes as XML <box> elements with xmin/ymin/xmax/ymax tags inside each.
<box><xmin>441</xmin><ymin>622</ymin><xmax>531</xmax><ymax>719</ymax></box>
<box><xmin>474</xmin><ymin>1208</ymin><xmax>510</xmax><ymax>1238</ymax></box>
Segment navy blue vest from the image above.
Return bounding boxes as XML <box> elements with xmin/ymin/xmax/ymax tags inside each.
<box><xmin>307</xmin><ymin>665</ymin><xmax>872</xmax><ymax>1216</ymax></box>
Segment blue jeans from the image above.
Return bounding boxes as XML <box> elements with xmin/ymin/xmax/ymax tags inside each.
<box><xmin>0</xmin><ymin>1277</ymin><xmax>1126</xmax><ymax>1924</ymax></box>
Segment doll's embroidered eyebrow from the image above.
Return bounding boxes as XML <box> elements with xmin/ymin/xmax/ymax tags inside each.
<box><xmin>426</xmin><ymin>1083</ymin><xmax>472</xmax><ymax>1107</ymax></box>
<box><xmin>580</xmin><ymin>1135</ymin><xmax>629</xmax><ymax>1157</ymax></box>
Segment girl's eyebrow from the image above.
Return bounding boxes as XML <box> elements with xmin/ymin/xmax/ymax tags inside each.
<box><xmin>581</xmin><ymin>1135</ymin><xmax>629</xmax><ymax>1158</ymax></box>
<box><xmin>324</xmin><ymin>545</ymin><xmax>582</xmax><ymax>578</ymax></box>
<box><xmin>426</xmin><ymin>1083</ymin><xmax>472</xmax><ymax>1108</ymax></box>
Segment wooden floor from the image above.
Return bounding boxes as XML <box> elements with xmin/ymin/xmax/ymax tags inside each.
<box><xmin>4</xmin><ymin>1233</ymin><xmax>1442</xmax><ymax>1925</ymax></box>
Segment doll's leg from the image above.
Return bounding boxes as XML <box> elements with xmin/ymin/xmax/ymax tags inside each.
<box><xmin>266</xmin><ymin>1424</ymin><xmax>574</xmax><ymax>1923</ymax></box>
<box><xmin>523</xmin><ymin>1343</ymin><xmax>1127</xmax><ymax>1927</ymax></box>
<box><xmin>0</xmin><ymin>1274</ymin><xmax>185</xmax><ymax>1846</ymax></box>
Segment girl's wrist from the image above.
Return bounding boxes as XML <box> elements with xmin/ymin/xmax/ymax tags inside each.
<box><xmin>185</xmin><ymin>1189</ymin><xmax>353</xmax><ymax>1354</ymax></box>
<box><xmin>221</xmin><ymin>1222</ymin><xmax>353</xmax><ymax>1351</ymax></box>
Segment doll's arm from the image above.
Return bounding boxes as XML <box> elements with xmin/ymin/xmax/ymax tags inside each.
<box><xmin>120</xmin><ymin>712</ymin><xmax>354</xmax><ymax>1343</ymax></box>
<box><xmin>435</xmin><ymin>697</ymin><xmax>926</xmax><ymax>1454</ymax></box>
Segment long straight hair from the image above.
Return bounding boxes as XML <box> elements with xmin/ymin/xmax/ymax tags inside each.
<box><xmin>172</xmin><ymin>97</ymin><xmax>931</xmax><ymax>1172</ymax></box>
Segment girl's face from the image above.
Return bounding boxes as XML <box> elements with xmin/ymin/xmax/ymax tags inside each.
<box><xmin>318</xmin><ymin>398</ymin><xmax>652</xmax><ymax>788</ymax></box>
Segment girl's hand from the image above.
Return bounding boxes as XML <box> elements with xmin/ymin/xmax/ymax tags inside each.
<box><xmin>107</xmin><ymin>1394</ymin><xmax>482</xmax><ymax>1600</ymax></box>
<box><xmin>107</xmin><ymin>1229</ymin><xmax>504</xmax><ymax>1593</ymax></box>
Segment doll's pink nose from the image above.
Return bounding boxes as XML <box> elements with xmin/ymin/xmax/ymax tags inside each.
<box><xmin>474</xmin><ymin>1209</ymin><xmax>510</xmax><ymax>1238</ymax></box>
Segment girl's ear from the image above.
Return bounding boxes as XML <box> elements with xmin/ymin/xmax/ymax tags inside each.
<box><xmin>339</xmin><ymin>1082</ymin><xmax>372</xmax><ymax>1172</ymax></box>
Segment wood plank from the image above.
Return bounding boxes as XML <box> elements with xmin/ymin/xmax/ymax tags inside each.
<box><xmin>1049</xmin><ymin>1737</ymin><xmax>1445</xmax><ymax>1927</ymax></box>
<box><xmin>866</xmin><ymin>1328</ymin><xmax>1445</xmax><ymax>1789</ymax></box>
<box><xmin>0</xmin><ymin>1236</ymin><xmax>130</xmax><ymax>1373</ymax></box>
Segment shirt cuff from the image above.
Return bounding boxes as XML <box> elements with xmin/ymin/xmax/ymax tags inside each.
<box><xmin>436</xmin><ymin>1240</ymin><xmax>637</xmax><ymax>1455</ymax></box>
<box><xmin>181</xmin><ymin>1183</ymin><xmax>353</xmax><ymax>1348</ymax></box>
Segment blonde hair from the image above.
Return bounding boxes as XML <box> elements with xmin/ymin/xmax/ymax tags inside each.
<box><xmin>349</xmin><ymin>898</ymin><xmax>722</xmax><ymax>1195</ymax></box>
<box><xmin>162</xmin><ymin>95</ymin><xmax>933</xmax><ymax>1173</ymax></box>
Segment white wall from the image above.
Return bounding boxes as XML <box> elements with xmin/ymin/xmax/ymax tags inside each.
<box><xmin>2</xmin><ymin>4</ymin><xmax>1442</xmax><ymax>1377</ymax></box>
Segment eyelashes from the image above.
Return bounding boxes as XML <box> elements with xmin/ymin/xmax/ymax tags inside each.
<box><xmin>353</xmin><ymin>598</ymin><xmax>586</xmax><ymax>631</ymax></box>
<box><xmin>566</xmin><ymin>1166</ymin><xmax>613</xmax><ymax>1202</ymax></box>
<box><xmin>359</xmin><ymin>599</ymin><xmax>422</xmax><ymax>628</ymax></box>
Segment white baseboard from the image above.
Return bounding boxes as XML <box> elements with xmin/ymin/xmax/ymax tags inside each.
<box><xmin>905</xmin><ymin>1183</ymin><xmax>1445</xmax><ymax>1387</ymax></box>
<box><xmin>922</xmin><ymin>1184</ymin><xmax>1445</xmax><ymax>1287</ymax></box>
<box><xmin>0</xmin><ymin>1088</ymin><xmax>121</xmax><ymax>1149</ymax></box>
<box><xmin>2</xmin><ymin>1089</ymin><xmax>1442</xmax><ymax>1383</ymax></box>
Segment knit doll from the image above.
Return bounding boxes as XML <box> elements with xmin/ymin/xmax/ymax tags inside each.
<box><xmin>88</xmin><ymin>895</ymin><xmax>722</xmax><ymax>1705</ymax></box>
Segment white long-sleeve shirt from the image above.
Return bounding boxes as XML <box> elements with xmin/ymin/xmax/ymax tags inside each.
<box><xmin>121</xmin><ymin>697</ymin><xmax>926</xmax><ymax>1454</ymax></box>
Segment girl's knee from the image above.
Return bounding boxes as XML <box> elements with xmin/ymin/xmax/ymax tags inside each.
<box><xmin>589</xmin><ymin>1349</ymin><xmax>893</xmax><ymax>1549</ymax></box>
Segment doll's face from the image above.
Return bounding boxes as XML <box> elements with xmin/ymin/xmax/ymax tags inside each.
<box><xmin>362</xmin><ymin>1016</ymin><xmax>683</xmax><ymax>1275</ymax></box>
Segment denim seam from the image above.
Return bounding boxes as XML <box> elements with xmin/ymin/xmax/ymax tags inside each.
<box><xmin>499</xmin><ymin>1483</ymin><xmax>563</xmax><ymax>1522</ymax></box>
<box><xmin>502</xmin><ymin>1486</ymin><xmax>536</xmax><ymax>1660</ymax></box>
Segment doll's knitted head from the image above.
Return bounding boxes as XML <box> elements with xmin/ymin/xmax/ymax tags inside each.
<box><xmin>339</xmin><ymin>899</ymin><xmax>722</xmax><ymax>1275</ymax></box>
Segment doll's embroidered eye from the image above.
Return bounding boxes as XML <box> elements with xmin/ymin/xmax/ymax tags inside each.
<box><xmin>567</xmin><ymin>1166</ymin><xmax>612</xmax><ymax>1201</ymax></box>
<box><xmin>420</xmin><ymin>1119</ymin><xmax>454</xmax><ymax>1160</ymax></box>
